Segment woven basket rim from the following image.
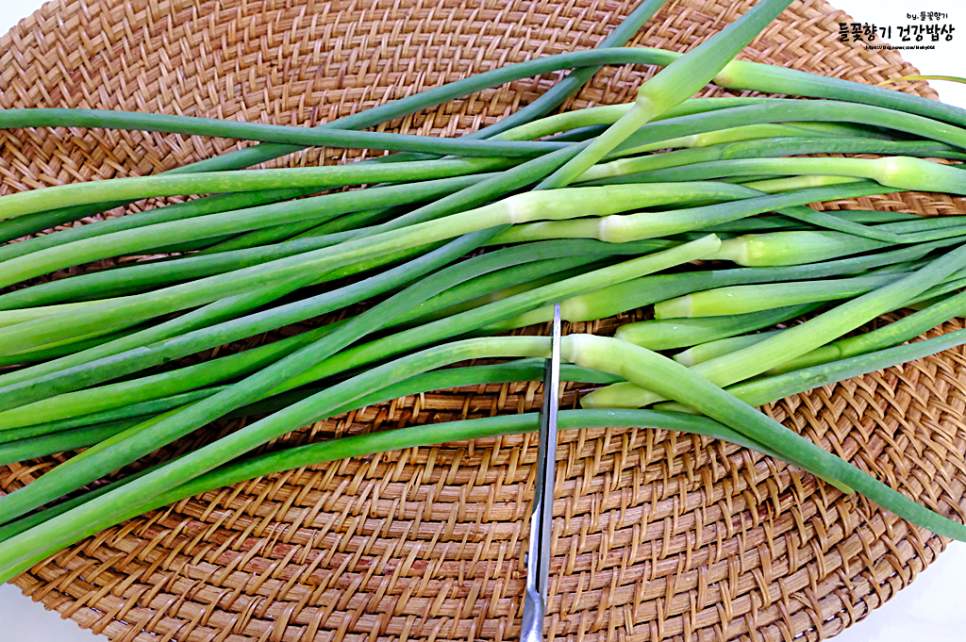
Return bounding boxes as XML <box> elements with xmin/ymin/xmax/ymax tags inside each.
<box><xmin>2</xmin><ymin>2</ymin><xmax>965</xmax><ymax>642</ymax></box>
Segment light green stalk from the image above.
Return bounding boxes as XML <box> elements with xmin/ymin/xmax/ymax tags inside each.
<box><xmin>653</xmin><ymin>273</ymin><xmax>902</xmax><ymax>318</ymax></box>
<box><xmin>0</xmin><ymin>159</ymin><xmax>514</xmax><ymax>221</ymax></box>
<box><xmin>674</xmin><ymin>331</ymin><xmax>782</xmax><ymax>367</ymax></box>
<box><xmin>771</xmin><ymin>289</ymin><xmax>966</xmax><ymax>373</ymax></box>
<box><xmin>498</xmin><ymin>238</ymin><xmax>958</xmax><ymax>330</ymax></box>
<box><xmin>536</xmin><ymin>0</ymin><xmax>795</xmax><ymax>188</ymax></box>
<box><xmin>584</xmin><ymin>243</ymin><xmax>966</xmax><ymax>408</ymax></box>
<box><xmin>614</xmin><ymin>305</ymin><xmax>817</xmax><ymax>350</ymax></box>
<box><xmin>0</xmin><ymin>183</ymin><xmax>744</xmax><ymax>355</ymax></box>
<box><xmin>606</xmin><ymin>156</ymin><xmax>966</xmax><ymax>195</ymax></box>
<box><xmin>565</xmin><ymin>334</ymin><xmax>966</xmax><ymax>540</ymax></box>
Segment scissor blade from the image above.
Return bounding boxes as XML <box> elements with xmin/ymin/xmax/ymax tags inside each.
<box><xmin>521</xmin><ymin>304</ymin><xmax>562</xmax><ymax>641</ymax></box>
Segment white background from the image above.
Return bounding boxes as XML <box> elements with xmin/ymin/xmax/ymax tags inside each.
<box><xmin>0</xmin><ymin>0</ymin><xmax>965</xmax><ymax>640</ymax></box>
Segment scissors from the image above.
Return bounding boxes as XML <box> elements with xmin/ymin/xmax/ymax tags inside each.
<box><xmin>520</xmin><ymin>303</ymin><xmax>562</xmax><ymax>642</ymax></box>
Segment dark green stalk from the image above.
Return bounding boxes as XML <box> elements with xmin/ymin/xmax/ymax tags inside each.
<box><xmin>2</xmin><ymin>406</ymin><xmax>787</xmax><ymax>546</ymax></box>
<box><xmin>0</xmin><ymin>229</ymin><xmax>507</xmax><ymax>524</ymax></box>
<box><xmin>0</xmin><ymin>388</ymin><xmax>218</xmax><ymax>445</ymax></box>
<box><xmin>469</xmin><ymin>0</ymin><xmax>669</xmax><ymax>138</ymax></box>
<box><xmin>0</xmin><ymin>174</ymin><xmax>489</xmax><ymax>289</ymax></box>
<box><xmin>0</xmin><ymin>324</ymin><xmax>338</xmax><ymax>431</ymax></box>
<box><xmin>0</xmin><ymin>421</ymin><xmax>140</xmax><ymax>467</ymax></box>
<box><xmin>197</xmin><ymin>205</ymin><xmax>401</xmax><ymax>254</ymax></box>
<box><xmin>0</xmin><ymin>326</ymin><xmax>146</xmax><ymax>367</ymax></box>
<box><xmin>0</xmin><ymin>159</ymin><xmax>517</xmax><ymax>222</ymax></box>
<box><xmin>773</xmin><ymin>207</ymin><xmax>902</xmax><ymax>243</ymax></box>
<box><xmin>0</xmin><ymin>359</ymin><xmax>614</xmax><ymax>448</ymax></box>
<box><xmin>0</xmin><ymin>238</ymin><xmax>714</xmax><ymax>417</ymax></box>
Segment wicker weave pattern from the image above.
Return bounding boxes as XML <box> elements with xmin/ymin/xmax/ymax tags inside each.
<box><xmin>2</xmin><ymin>1</ymin><xmax>966</xmax><ymax>641</ymax></box>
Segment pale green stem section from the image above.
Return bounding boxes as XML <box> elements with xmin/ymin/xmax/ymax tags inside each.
<box><xmin>710</xmin><ymin>231</ymin><xmax>891</xmax><ymax>266</ymax></box>
<box><xmin>614</xmin><ymin>305</ymin><xmax>817</xmax><ymax>351</ymax></box>
<box><xmin>674</xmin><ymin>331</ymin><xmax>781</xmax><ymax>367</ymax></box>
<box><xmin>495</xmin><ymin>97</ymin><xmax>787</xmax><ymax>143</ymax></box>
<box><xmin>0</xmin><ymin>183</ymin><xmax>744</xmax><ymax>355</ymax></box>
<box><xmin>499</xmin><ymin>239</ymin><xmax>954</xmax><ymax>331</ymax></box>
<box><xmin>610</xmin><ymin>123</ymin><xmax>840</xmax><ymax>157</ymax></box>
<box><xmin>565</xmin><ymin>334</ymin><xmax>966</xmax><ymax>541</ymax></box>
<box><xmin>625</xmin><ymin>156</ymin><xmax>966</xmax><ymax>195</ymax></box>
<box><xmin>493</xmin><ymin>182</ymin><xmax>886</xmax><ymax>244</ymax></box>
<box><xmin>536</xmin><ymin>0</ymin><xmax>796</xmax><ymax>188</ymax></box>
<box><xmin>741</xmin><ymin>176</ymin><xmax>863</xmax><ymax>192</ymax></box>
<box><xmin>653</xmin><ymin>273</ymin><xmax>901</xmax><ymax>319</ymax></box>
<box><xmin>584</xmin><ymin>243</ymin><xmax>966</xmax><ymax>408</ymax></box>
<box><xmin>770</xmin><ymin>289</ymin><xmax>966</xmax><ymax>373</ymax></box>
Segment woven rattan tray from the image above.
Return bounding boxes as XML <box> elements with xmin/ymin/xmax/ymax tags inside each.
<box><xmin>3</xmin><ymin>0</ymin><xmax>966</xmax><ymax>640</ymax></box>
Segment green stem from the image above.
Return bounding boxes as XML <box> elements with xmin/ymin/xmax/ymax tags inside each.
<box><xmin>0</xmin><ymin>187</ymin><xmax>323</xmax><ymax>262</ymax></box>
<box><xmin>614</xmin><ymin>305</ymin><xmax>819</xmax><ymax>350</ymax></box>
<box><xmin>0</xmin><ymin>159</ymin><xmax>519</xmax><ymax>222</ymax></box>
<box><xmin>0</xmin><ymin>244</ymin><xmax>663</xmax><ymax>425</ymax></box>
<box><xmin>0</xmin><ymin>229</ymin><xmax>506</xmax><ymax>523</ymax></box>
<box><xmin>565</xmin><ymin>334</ymin><xmax>966</xmax><ymax>541</ymax></box>
<box><xmin>585</xmin><ymin>242</ymin><xmax>966</xmax><ymax>408</ymax></box>
<box><xmin>674</xmin><ymin>331</ymin><xmax>782</xmax><ymax>367</ymax></box>
<box><xmin>11</xmin><ymin>405</ymin><xmax>800</xmax><ymax>546</ymax></box>
<box><xmin>771</xmin><ymin>289</ymin><xmax>966</xmax><ymax>373</ymax></box>
<box><xmin>0</xmin><ymin>174</ymin><xmax>489</xmax><ymax>291</ymax></box>
<box><xmin>2</xmin><ymin>236</ymin><xmax>616</xmax><ymax>411</ymax></box>
<box><xmin>581</xmin><ymin>137</ymin><xmax>966</xmax><ymax>184</ymax></box>
<box><xmin>618</xmin><ymin>101</ymin><xmax>966</xmax><ymax>152</ymax></box>
<box><xmin>0</xmin><ymin>184</ymin><xmax>746</xmax><ymax>354</ymax></box>
<box><xmin>728</xmin><ymin>329</ymin><xmax>966</xmax><ymax>407</ymax></box>
<box><xmin>0</xmin><ymin>421</ymin><xmax>140</xmax><ymax>467</ymax></box>
<box><xmin>536</xmin><ymin>0</ymin><xmax>795</xmax><ymax>188</ymax></box>
<box><xmin>270</xmin><ymin>236</ymin><xmax>722</xmax><ymax>395</ymax></box>
<box><xmin>0</xmin><ymin>335</ymin><xmax>549</xmax><ymax>578</ymax></box>
<box><xmin>603</xmin><ymin>156</ymin><xmax>966</xmax><ymax>195</ymax></box>
<box><xmin>497</xmin><ymin>238</ymin><xmax>961</xmax><ymax>329</ymax></box>
<box><xmin>470</xmin><ymin>0</ymin><xmax>670</xmax><ymax>138</ymax></box>
<box><xmin>200</xmin><ymin>143</ymin><xmax>586</xmax><ymax>255</ymax></box>
<box><xmin>653</xmin><ymin>273</ymin><xmax>903</xmax><ymax>318</ymax></box>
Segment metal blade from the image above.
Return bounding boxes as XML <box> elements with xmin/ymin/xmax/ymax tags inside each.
<box><xmin>520</xmin><ymin>303</ymin><xmax>562</xmax><ymax>642</ymax></box>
